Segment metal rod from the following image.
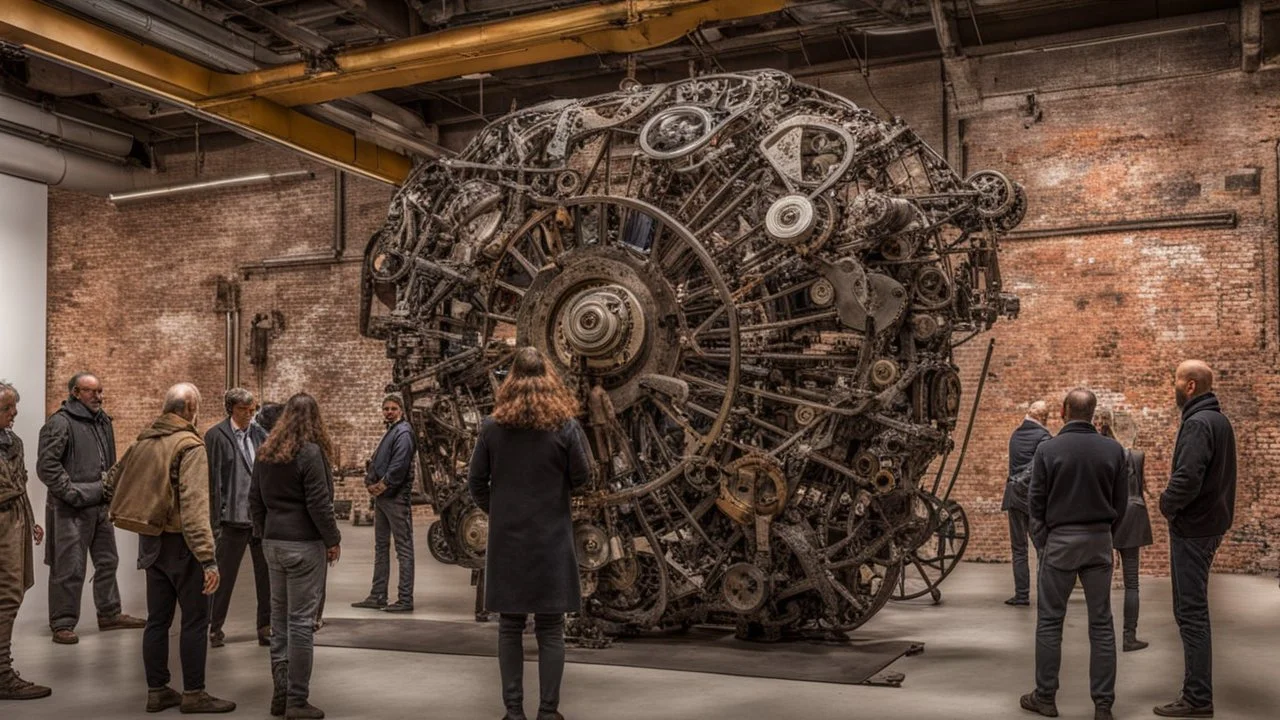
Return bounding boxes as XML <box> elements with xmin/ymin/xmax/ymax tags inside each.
<box><xmin>1005</xmin><ymin>211</ymin><xmax>1236</xmax><ymax>241</ymax></box>
<box><xmin>941</xmin><ymin>337</ymin><xmax>994</xmax><ymax>501</ymax></box>
<box><xmin>110</xmin><ymin>170</ymin><xmax>314</xmax><ymax>205</ymax></box>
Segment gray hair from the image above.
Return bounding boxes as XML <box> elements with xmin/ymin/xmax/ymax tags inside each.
<box><xmin>162</xmin><ymin>383</ymin><xmax>202</xmax><ymax>417</ymax></box>
<box><xmin>0</xmin><ymin>380</ymin><xmax>17</xmax><ymax>403</ymax></box>
<box><xmin>67</xmin><ymin>372</ymin><xmax>98</xmax><ymax>395</ymax></box>
<box><xmin>224</xmin><ymin>387</ymin><xmax>256</xmax><ymax>415</ymax></box>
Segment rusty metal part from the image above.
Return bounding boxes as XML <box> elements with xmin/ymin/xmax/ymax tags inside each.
<box><xmin>362</xmin><ymin>69</ymin><xmax>1022</xmax><ymax>640</ymax></box>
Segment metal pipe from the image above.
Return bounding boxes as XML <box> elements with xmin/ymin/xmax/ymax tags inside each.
<box><xmin>1005</xmin><ymin>211</ymin><xmax>1237</xmax><ymax>241</ymax></box>
<box><xmin>108</xmin><ymin>169</ymin><xmax>314</xmax><ymax>204</ymax></box>
<box><xmin>942</xmin><ymin>338</ymin><xmax>995</xmax><ymax>502</ymax></box>
<box><xmin>0</xmin><ymin>129</ymin><xmax>151</xmax><ymax>193</ymax></box>
<box><xmin>0</xmin><ymin>93</ymin><xmax>135</xmax><ymax>156</ymax></box>
<box><xmin>117</xmin><ymin>0</ymin><xmax>301</xmax><ymax>66</ymax></box>
<box><xmin>333</xmin><ymin>170</ymin><xmax>345</xmax><ymax>258</ymax></box>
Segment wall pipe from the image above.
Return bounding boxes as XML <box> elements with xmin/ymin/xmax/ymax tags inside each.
<box><xmin>0</xmin><ymin>129</ymin><xmax>151</xmax><ymax>193</ymax></box>
<box><xmin>108</xmin><ymin>169</ymin><xmax>315</xmax><ymax>205</ymax></box>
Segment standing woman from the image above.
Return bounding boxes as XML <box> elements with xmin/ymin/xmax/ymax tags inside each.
<box><xmin>250</xmin><ymin>394</ymin><xmax>342</xmax><ymax>719</ymax></box>
<box><xmin>469</xmin><ymin>347</ymin><xmax>591</xmax><ymax>720</ymax></box>
<box><xmin>1097</xmin><ymin>408</ymin><xmax>1153</xmax><ymax>652</ymax></box>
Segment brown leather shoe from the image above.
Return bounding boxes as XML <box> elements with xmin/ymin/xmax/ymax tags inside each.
<box><xmin>0</xmin><ymin>671</ymin><xmax>52</xmax><ymax>700</ymax></box>
<box><xmin>285</xmin><ymin>702</ymin><xmax>325</xmax><ymax>718</ymax></box>
<box><xmin>180</xmin><ymin>690</ymin><xmax>236</xmax><ymax>714</ymax></box>
<box><xmin>99</xmin><ymin>613</ymin><xmax>147</xmax><ymax>631</ymax></box>
<box><xmin>51</xmin><ymin>629</ymin><xmax>79</xmax><ymax>645</ymax></box>
<box><xmin>258</xmin><ymin>626</ymin><xmax>273</xmax><ymax>646</ymax></box>
<box><xmin>1153</xmin><ymin>698</ymin><xmax>1214</xmax><ymax>717</ymax></box>
<box><xmin>147</xmin><ymin>686</ymin><xmax>182</xmax><ymax>713</ymax></box>
<box><xmin>1020</xmin><ymin>691</ymin><xmax>1059</xmax><ymax>717</ymax></box>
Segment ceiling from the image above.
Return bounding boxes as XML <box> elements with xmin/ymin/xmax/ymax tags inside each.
<box><xmin>0</xmin><ymin>0</ymin><xmax>1265</xmax><ymax>179</ymax></box>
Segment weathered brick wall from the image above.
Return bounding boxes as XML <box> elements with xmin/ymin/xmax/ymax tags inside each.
<box><xmin>46</xmin><ymin>50</ymin><xmax>1280</xmax><ymax>573</ymax></box>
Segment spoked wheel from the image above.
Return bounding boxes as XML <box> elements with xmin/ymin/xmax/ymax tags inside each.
<box><xmin>891</xmin><ymin>496</ymin><xmax>970</xmax><ymax>603</ymax></box>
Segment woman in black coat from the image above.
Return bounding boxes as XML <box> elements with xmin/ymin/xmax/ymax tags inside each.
<box><xmin>468</xmin><ymin>347</ymin><xmax>591</xmax><ymax>720</ymax></box>
<box><xmin>1097</xmin><ymin>409</ymin><xmax>1153</xmax><ymax>652</ymax></box>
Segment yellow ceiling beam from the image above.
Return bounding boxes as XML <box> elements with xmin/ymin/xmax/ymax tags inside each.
<box><xmin>0</xmin><ymin>0</ymin><xmax>411</xmax><ymax>184</ymax></box>
<box><xmin>200</xmin><ymin>0</ymin><xmax>790</xmax><ymax>109</ymax></box>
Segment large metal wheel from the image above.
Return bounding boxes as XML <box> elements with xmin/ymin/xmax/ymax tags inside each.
<box><xmin>891</xmin><ymin>497</ymin><xmax>970</xmax><ymax>602</ymax></box>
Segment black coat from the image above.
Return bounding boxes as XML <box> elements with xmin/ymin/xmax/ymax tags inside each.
<box><xmin>467</xmin><ymin>417</ymin><xmax>591</xmax><ymax>614</ymax></box>
<box><xmin>1028</xmin><ymin>420</ymin><xmax>1127</xmax><ymax>549</ymax></box>
<box><xmin>1002</xmin><ymin>418</ymin><xmax>1052</xmax><ymax>512</ymax></box>
<box><xmin>1112</xmin><ymin>449</ymin><xmax>1154</xmax><ymax>550</ymax></box>
<box><xmin>36</xmin><ymin>399</ymin><xmax>116</xmax><ymax>509</ymax></box>
<box><xmin>205</xmin><ymin>418</ymin><xmax>267</xmax><ymax>528</ymax></box>
<box><xmin>1160</xmin><ymin>392</ymin><xmax>1237</xmax><ymax>538</ymax></box>
<box><xmin>249</xmin><ymin>442</ymin><xmax>342</xmax><ymax>548</ymax></box>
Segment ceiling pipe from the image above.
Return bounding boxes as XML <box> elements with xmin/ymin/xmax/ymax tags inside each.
<box><xmin>0</xmin><ymin>129</ymin><xmax>153</xmax><ymax>193</ymax></box>
<box><xmin>0</xmin><ymin>92</ymin><xmax>135</xmax><ymax>156</ymax></box>
<box><xmin>116</xmin><ymin>0</ymin><xmax>301</xmax><ymax>67</ymax></box>
<box><xmin>108</xmin><ymin>168</ymin><xmax>315</xmax><ymax>204</ymax></box>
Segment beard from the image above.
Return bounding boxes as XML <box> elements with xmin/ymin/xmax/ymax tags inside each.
<box><xmin>1175</xmin><ymin>387</ymin><xmax>1188</xmax><ymax>408</ymax></box>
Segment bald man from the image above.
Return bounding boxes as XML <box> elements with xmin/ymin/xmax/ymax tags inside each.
<box><xmin>1002</xmin><ymin>400</ymin><xmax>1052</xmax><ymax>606</ymax></box>
<box><xmin>1153</xmin><ymin>361</ymin><xmax>1236</xmax><ymax>719</ymax></box>
<box><xmin>105</xmin><ymin>384</ymin><xmax>234</xmax><ymax>714</ymax></box>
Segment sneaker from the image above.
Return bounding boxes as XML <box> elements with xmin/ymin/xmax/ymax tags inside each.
<box><xmin>1124</xmin><ymin>635</ymin><xmax>1150</xmax><ymax>652</ymax></box>
<box><xmin>208</xmin><ymin>630</ymin><xmax>225</xmax><ymax>648</ymax></box>
<box><xmin>383</xmin><ymin>601</ymin><xmax>414</xmax><ymax>613</ymax></box>
<box><xmin>1020</xmin><ymin>691</ymin><xmax>1059</xmax><ymax>718</ymax></box>
<box><xmin>1005</xmin><ymin>596</ymin><xmax>1031</xmax><ymax>607</ymax></box>
<box><xmin>0</xmin><ymin>671</ymin><xmax>52</xmax><ymax>700</ymax></box>
<box><xmin>350</xmin><ymin>596</ymin><xmax>387</xmax><ymax>610</ymax></box>
<box><xmin>147</xmin><ymin>686</ymin><xmax>182</xmax><ymax>713</ymax></box>
<box><xmin>1153</xmin><ymin>697</ymin><xmax>1214</xmax><ymax>717</ymax></box>
<box><xmin>99</xmin><ymin>613</ymin><xmax>147</xmax><ymax>631</ymax></box>
<box><xmin>51</xmin><ymin>628</ymin><xmax>79</xmax><ymax>645</ymax></box>
<box><xmin>179</xmin><ymin>690</ymin><xmax>236</xmax><ymax>714</ymax></box>
<box><xmin>285</xmin><ymin>702</ymin><xmax>325</xmax><ymax>719</ymax></box>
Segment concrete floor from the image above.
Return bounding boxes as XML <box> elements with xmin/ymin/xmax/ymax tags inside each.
<box><xmin>4</xmin><ymin>524</ymin><xmax>1278</xmax><ymax>719</ymax></box>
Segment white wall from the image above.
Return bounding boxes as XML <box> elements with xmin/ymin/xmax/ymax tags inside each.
<box><xmin>0</xmin><ymin>172</ymin><xmax>50</xmax><ymax>611</ymax></box>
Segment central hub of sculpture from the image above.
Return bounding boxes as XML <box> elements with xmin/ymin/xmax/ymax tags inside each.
<box><xmin>556</xmin><ymin>284</ymin><xmax>645</xmax><ymax>372</ymax></box>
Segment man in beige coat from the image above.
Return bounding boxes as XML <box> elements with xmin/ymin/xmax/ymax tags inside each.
<box><xmin>0</xmin><ymin>381</ymin><xmax>51</xmax><ymax>700</ymax></box>
<box><xmin>105</xmin><ymin>383</ymin><xmax>235</xmax><ymax>714</ymax></box>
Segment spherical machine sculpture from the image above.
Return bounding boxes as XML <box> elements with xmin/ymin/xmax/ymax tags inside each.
<box><xmin>360</xmin><ymin>70</ymin><xmax>1024</xmax><ymax>642</ymax></box>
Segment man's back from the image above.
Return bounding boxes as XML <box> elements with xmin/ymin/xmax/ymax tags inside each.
<box><xmin>1009</xmin><ymin>419</ymin><xmax>1051</xmax><ymax>478</ymax></box>
<box><xmin>1030</xmin><ymin>421</ymin><xmax>1127</xmax><ymax>540</ymax></box>
<box><xmin>1161</xmin><ymin>392</ymin><xmax>1237</xmax><ymax>538</ymax></box>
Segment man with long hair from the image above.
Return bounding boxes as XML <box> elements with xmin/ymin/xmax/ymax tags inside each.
<box><xmin>251</xmin><ymin>393</ymin><xmax>342</xmax><ymax>720</ymax></box>
<box><xmin>469</xmin><ymin>347</ymin><xmax>591</xmax><ymax>720</ymax></box>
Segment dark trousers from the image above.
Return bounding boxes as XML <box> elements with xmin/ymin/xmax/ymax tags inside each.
<box><xmin>264</xmin><ymin>539</ymin><xmax>326</xmax><ymax>707</ymax></box>
<box><xmin>1035</xmin><ymin>526</ymin><xmax>1116</xmax><ymax>709</ymax></box>
<box><xmin>143</xmin><ymin>533</ymin><xmax>209</xmax><ymax>692</ymax></box>
<box><xmin>498</xmin><ymin>613</ymin><xmax>565</xmax><ymax>717</ymax></box>
<box><xmin>1170</xmin><ymin>533</ymin><xmax>1221</xmax><ymax>707</ymax></box>
<box><xmin>1117</xmin><ymin>546</ymin><xmax>1141</xmax><ymax>634</ymax></box>
<box><xmin>1008</xmin><ymin>509</ymin><xmax>1031</xmax><ymax>600</ymax></box>
<box><xmin>209</xmin><ymin>524</ymin><xmax>270</xmax><ymax>633</ymax></box>
<box><xmin>370</xmin><ymin>494</ymin><xmax>414</xmax><ymax>604</ymax></box>
<box><xmin>47</xmin><ymin>502</ymin><xmax>122</xmax><ymax>630</ymax></box>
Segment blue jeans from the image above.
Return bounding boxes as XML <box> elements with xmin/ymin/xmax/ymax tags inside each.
<box><xmin>1170</xmin><ymin>533</ymin><xmax>1221</xmax><ymax>707</ymax></box>
<box><xmin>263</xmin><ymin>540</ymin><xmax>326</xmax><ymax>707</ymax></box>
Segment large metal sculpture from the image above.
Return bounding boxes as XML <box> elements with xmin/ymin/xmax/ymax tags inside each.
<box><xmin>361</xmin><ymin>70</ymin><xmax>1023</xmax><ymax>642</ymax></box>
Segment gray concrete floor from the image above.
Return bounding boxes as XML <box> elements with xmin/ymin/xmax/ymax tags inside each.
<box><xmin>4</xmin><ymin>524</ymin><xmax>1278</xmax><ymax>719</ymax></box>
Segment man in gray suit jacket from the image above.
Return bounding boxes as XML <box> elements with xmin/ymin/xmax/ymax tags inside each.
<box><xmin>1022</xmin><ymin>388</ymin><xmax>1127</xmax><ymax>720</ymax></box>
<box><xmin>205</xmin><ymin>388</ymin><xmax>270</xmax><ymax>648</ymax></box>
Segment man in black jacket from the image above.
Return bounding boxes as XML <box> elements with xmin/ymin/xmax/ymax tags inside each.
<box><xmin>206</xmin><ymin>388</ymin><xmax>271</xmax><ymax>648</ymax></box>
<box><xmin>1003</xmin><ymin>400</ymin><xmax>1051</xmax><ymax>606</ymax></box>
<box><xmin>352</xmin><ymin>394</ymin><xmax>417</xmax><ymax>613</ymax></box>
<box><xmin>36</xmin><ymin>372</ymin><xmax>144</xmax><ymax>644</ymax></box>
<box><xmin>1022</xmin><ymin>388</ymin><xmax>1127</xmax><ymax>720</ymax></box>
<box><xmin>1153</xmin><ymin>360</ymin><xmax>1236</xmax><ymax>719</ymax></box>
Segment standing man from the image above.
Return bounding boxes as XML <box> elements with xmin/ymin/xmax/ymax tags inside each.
<box><xmin>37</xmin><ymin>372</ymin><xmax>144</xmax><ymax>644</ymax></box>
<box><xmin>0</xmin><ymin>381</ymin><xmax>51</xmax><ymax>700</ymax></box>
<box><xmin>105</xmin><ymin>383</ymin><xmax>235</xmax><ymax>713</ymax></box>
<box><xmin>352</xmin><ymin>394</ymin><xmax>416</xmax><ymax>613</ymax></box>
<box><xmin>1153</xmin><ymin>360</ymin><xmax>1236</xmax><ymax>719</ymax></box>
<box><xmin>206</xmin><ymin>388</ymin><xmax>271</xmax><ymax>648</ymax></box>
<box><xmin>1002</xmin><ymin>400</ymin><xmax>1051</xmax><ymax>607</ymax></box>
<box><xmin>1021</xmin><ymin>388</ymin><xmax>1127</xmax><ymax>720</ymax></box>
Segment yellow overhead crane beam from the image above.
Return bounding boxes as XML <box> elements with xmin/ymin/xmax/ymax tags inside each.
<box><xmin>0</xmin><ymin>0</ymin><xmax>788</xmax><ymax>185</ymax></box>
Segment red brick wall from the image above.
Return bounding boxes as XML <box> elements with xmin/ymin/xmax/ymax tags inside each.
<box><xmin>46</xmin><ymin>57</ymin><xmax>1280</xmax><ymax>574</ymax></box>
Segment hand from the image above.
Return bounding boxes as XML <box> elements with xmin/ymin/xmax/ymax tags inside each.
<box><xmin>326</xmin><ymin>545</ymin><xmax>341</xmax><ymax>565</ymax></box>
<box><xmin>368</xmin><ymin>481</ymin><xmax>387</xmax><ymax>497</ymax></box>
<box><xmin>202</xmin><ymin>568</ymin><xmax>221</xmax><ymax>595</ymax></box>
<box><xmin>33</xmin><ymin>524</ymin><xmax>44</xmax><ymax>545</ymax></box>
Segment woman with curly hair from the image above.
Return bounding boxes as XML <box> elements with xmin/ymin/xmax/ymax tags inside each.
<box><xmin>249</xmin><ymin>393</ymin><xmax>342</xmax><ymax>719</ymax></box>
<box><xmin>468</xmin><ymin>347</ymin><xmax>591</xmax><ymax>720</ymax></box>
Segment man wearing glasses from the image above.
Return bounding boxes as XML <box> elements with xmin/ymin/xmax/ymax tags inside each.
<box><xmin>37</xmin><ymin>372</ymin><xmax>145</xmax><ymax>644</ymax></box>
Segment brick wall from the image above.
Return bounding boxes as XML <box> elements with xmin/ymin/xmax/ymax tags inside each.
<box><xmin>45</xmin><ymin>48</ymin><xmax>1280</xmax><ymax>574</ymax></box>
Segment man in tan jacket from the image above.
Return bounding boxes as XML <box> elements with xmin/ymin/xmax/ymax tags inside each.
<box><xmin>105</xmin><ymin>383</ymin><xmax>235</xmax><ymax>714</ymax></box>
<box><xmin>0</xmin><ymin>381</ymin><xmax>51</xmax><ymax>700</ymax></box>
